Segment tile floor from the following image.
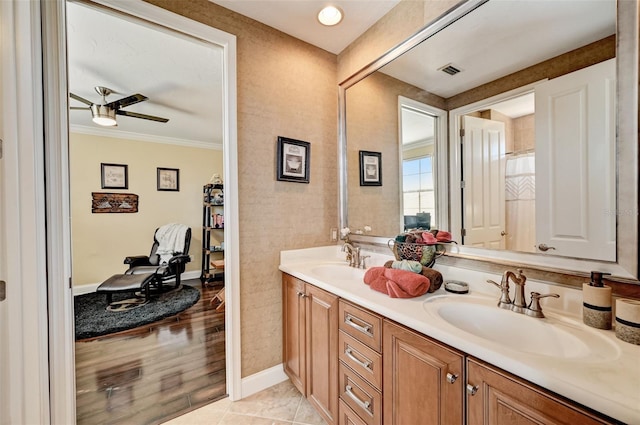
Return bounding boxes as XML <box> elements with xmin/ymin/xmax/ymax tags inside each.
<box><xmin>163</xmin><ymin>380</ymin><xmax>328</xmax><ymax>425</ymax></box>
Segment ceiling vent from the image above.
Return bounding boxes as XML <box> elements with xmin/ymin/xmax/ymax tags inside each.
<box><xmin>438</xmin><ymin>64</ymin><xmax>462</xmax><ymax>76</ymax></box>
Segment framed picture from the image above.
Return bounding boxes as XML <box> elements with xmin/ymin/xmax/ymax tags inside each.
<box><xmin>101</xmin><ymin>163</ymin><xmax>128</xmax><ymax>189</ymax></box>
<box><xmin>276</xmin><ymin>136</ymin><xmax>310</xmax><ymax>183</ymax></box>
<box><xmin>359</xmin><ymin>151</ymin><xmax>382</xmax><ymax>186</ymax></box>
<box><xmin>157</xmin><ymin>167</ymin><xmax>180</xmax><ymax>191</ymax></box>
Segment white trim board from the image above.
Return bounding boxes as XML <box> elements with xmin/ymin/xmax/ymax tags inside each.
<box><xmin>240</xmin><ymin>365</ymin><xmax>289</xmax><ymax>399</ymax></box>
<box><xmin>70</xmin><ymin>124</ymin><xmax>222</xmax><ymax>150</ymax></box>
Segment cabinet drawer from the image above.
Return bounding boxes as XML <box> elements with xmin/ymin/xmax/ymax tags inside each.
<box><xmin>338</xmin><ymin>331</ymin><xmax>382</xmax><ymax>390</ymax></box>
<box><xmin>339</xmin><ymin>300</ymin><xmax>383</xmax><ymax>352</ymax></box>
<box><xmin>339</xmin><ymin>399</ymin><xmax>368</xmax><ymax>425</ymax></box>
<box><xmin>339</xmin><ymin>363</ymin><xmax>382</xmax><ymax>425</ymax></box>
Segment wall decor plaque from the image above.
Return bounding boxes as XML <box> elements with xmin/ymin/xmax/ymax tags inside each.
<box><xmin>92</xmin><ymin>193</ymin><xmax>139</xmax><ymax>213</ymax></box>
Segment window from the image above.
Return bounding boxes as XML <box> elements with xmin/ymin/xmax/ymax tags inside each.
<box><xmin>403</xmin><ymin>156</ymin><xmax>435</xmax><ymax>224</ymax></box>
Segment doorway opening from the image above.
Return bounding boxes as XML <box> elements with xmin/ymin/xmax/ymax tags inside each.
<box><xmin>61</xmin><ymin>0</ymin><xmax>239</xmax><ymax>422</ymax></box>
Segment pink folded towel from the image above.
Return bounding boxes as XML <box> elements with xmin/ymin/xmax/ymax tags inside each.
<box><xmin>363</xmin><ymin>267</ymin><xmax>431</xmax><ymax>298</ymax></box>
<box><xmin>435</xmin><ymin>230</ymin><xmax>452</xmax><ymax>242</ymax></box>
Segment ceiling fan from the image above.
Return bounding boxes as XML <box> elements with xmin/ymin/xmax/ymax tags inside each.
<box><xmin>70</xmin><ymin>86</ymin><xmax>169</xmax><ymax>127</ymax></box>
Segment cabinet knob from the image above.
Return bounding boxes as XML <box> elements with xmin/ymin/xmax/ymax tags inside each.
<box><xmin>446</xmin><ymin>372</ymin><xmax>458</xmax><ymax>384</ymax></box>
<box><xmin>296</xmin><ymin>291</ymin><xmax>308</xmax><ymax>298</ymax></box>
<box><xmin>466</xmin><ymin>384</ymin><xmax>479</xmax><ymax>396</ymax></box>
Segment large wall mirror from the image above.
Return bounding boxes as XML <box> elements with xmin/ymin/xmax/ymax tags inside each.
<box><xmin>339</xmin><ymin>0</ymin><xmax>639</xmax><ymax>281</ymax></box>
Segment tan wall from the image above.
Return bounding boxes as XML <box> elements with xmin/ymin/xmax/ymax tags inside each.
<box><xmin>69</xmin><ymin>132</ymin><xmax>221</xmax><ymax>286</ymax></box>
<box><xmin>347</xmin><ymin>71</ymin><xmax>445</xmax><ymax>237</ymax></box>
<box><xmin>145</xmin><ymin>0</ymin><xmax>338</xmax><ymax>377</ymax></box>
<box><xmin>513</xmin><ymin>114</ymin><xmax>535</xmax><ymax>153</ymax></box>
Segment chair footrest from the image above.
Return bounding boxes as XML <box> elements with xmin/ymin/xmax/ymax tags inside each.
<box><xmin>97</xmin><ymin>273</ymin><xmax>155</xmax><ymax>293</ymax></box>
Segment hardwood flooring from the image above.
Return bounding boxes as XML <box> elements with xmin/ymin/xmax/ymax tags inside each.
<box><xmin>75</xmin><ymin>279</ymin><xmax>226</xmax><ymax>425</ymax></box>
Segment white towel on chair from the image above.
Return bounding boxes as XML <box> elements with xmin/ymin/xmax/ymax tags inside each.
<box><xmin>155</xmin><ymin>223</ymin><xmax>188</xmax><ymax>265</ymax></box>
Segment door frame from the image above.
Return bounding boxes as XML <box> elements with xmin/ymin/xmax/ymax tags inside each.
<box><xmin>449</xmin><ymin>82</ymin><xmax>538</xmax><ymax>251</ymax></box>
<box><xmin>1</xmin><ymin>1</ymin><xmax>52</xmax><ymax>423</ymax></box>
<box><xmin>42</xmin><ymin>1</ymin><xmax>240</xmax><ymax>423</ymax></box>
<box><xmin>397</xmin><ymin>96</ymin><xmax>448</xmax><ymax>232</ymax></box>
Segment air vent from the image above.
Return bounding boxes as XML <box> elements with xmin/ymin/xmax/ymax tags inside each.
<box><xmin>438</xmin><ymin>63</ymin><xmax>462</xmax><ymax>76</ymax></box>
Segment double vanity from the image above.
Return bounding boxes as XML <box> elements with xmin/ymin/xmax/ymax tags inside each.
<box><xmin>280</xmin><ymin>245</ymin><xmax>640</xmax><ymax>425</ymax></box>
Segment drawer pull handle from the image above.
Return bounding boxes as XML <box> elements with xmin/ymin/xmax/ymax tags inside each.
<box><xmin>446</xmin><ymin>372</ymin><xmax>458</xmax><ymax>384</ymax></box>
<box><xmin>345</xmin><ymin>347</ymin><xmax>372</xmax><ymax>371</ymax></box>
<box><xmin>345</xmin><ymin>314</ymin><xmax>373</xmax><ymax>336</ymax></box>
<box><xmin>345</xmin><ymin>384</ymin><xmax>372</xmax><ymax>413</ymax></box>
<box><xmin>467</xmin><ymin>384</ymin><xmax>479</xmax><ymax>396</ymax></box>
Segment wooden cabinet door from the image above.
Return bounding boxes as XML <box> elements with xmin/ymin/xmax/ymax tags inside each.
<box><xmin>466</xmin><ymin>357</ymin><xmax>615</xmax><ymax>424</ymax></box>
<box><xmin>282</xmin><ymin>274</ymin><xmax>306</xmax><ymax>395</ymax></box>
<box><xmin>383</xmin><ymin>320</ymin><xmax>464</xmax><ymax>425</ymax></box>
<box><xmin>306</xmin><ymin>283</ymin><xmax>339</xmax><ymax>425</ymax></box>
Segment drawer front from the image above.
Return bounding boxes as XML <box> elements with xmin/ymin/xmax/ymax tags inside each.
<box><xmin>339</xmin><ymin>399</ymin><xmax>368</xmax><ymax>425</ymax></box>
<box><xmin>339</xmin><ymin>300</ymin><xmax>383</xmax><ymax>352</ymax></box>
<box><xmin>339</xmin><ymin>363</ymin><xmax>382</xmax><ymax>425</ymax></box>
<box><xmin>339</xmin><ymin>331</ymin><xmax>382</xmax><ymax>390</ymax></box>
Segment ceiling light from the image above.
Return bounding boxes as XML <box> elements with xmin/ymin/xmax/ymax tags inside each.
<box><xmin>90</xmin><ymin>104</ymin><xmax>117</xmax><ymax>126</ymax></box>
<box><xmin>318</xmin><ymin>6</ymin><xmax>343</xmax><ymax>26</ymax></box>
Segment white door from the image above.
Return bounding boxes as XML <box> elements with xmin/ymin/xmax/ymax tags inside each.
<box><xmin>535</xmin><ymin>59</ymin><xmax>616</xmax><ymax>261</ymax></box>
<box><xmin>461</xmin><ymin>115</ymin><xmax>506</xmax><ymax>248</ymax></box>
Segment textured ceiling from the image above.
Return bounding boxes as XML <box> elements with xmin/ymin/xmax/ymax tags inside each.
<box><xmin>67</xmin><ymin>2</ymin><xmax>224</xmax><ymax>147</ymax></box>
<box><xmin>208</xmin><ymin>0</ymin><xmax>401</xmax><ymax>54</ymax></box>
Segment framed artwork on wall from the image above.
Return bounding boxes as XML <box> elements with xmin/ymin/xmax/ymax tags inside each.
<box><xmin>276</xmin><ymin>136</ymin><xmax>310</xmax><ymax>183</ymax></box>
<box><xmin>101</xmin><ymin>163</ymin><xmax>128</xmax><ymax>189</ymax></box>
<box><xmin>157</xmin><ymin>167</ymin><xmax>180</xmax><ymax>191</ymax></box>
<box><xmin>359</xmin><ymin>150</ymin><xmax>382</xmax><ymax>186</ymax></box>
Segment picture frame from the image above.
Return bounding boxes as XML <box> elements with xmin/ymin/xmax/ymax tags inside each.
<box><xmin>276</xmin><ymin>136</ymin><xmax>310</xmax><ymax>183</ymax></box>
<box><xmin>101</xmin><ymin>163</ymin><xmax>128</xmax><ymax>189</ymax></box>
<box><xmin>157</xmin><ymin>167</ymin><xmax>180</xmax><ymax>191</ymax></box>
<box><xmin>359</xmin><ymin>150</ymin><xmax>382</xmax><ymax>186</ymax></box>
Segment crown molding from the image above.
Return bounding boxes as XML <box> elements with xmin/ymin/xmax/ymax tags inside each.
<box><xmin>69</xmin><ymin>124</ymin><xmax>222</xmax><ymax>150</ymax></box>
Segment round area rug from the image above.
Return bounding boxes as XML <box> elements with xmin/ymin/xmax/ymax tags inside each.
<box><xmin>74</xmin><ymin>284</ymin><xmax>200</xmax><ymax>340</ymax></box>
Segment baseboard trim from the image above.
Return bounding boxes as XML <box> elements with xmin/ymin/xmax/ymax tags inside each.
<box><xmin>72</xmin><ymin>270</ymin><xmax>202</xmax><ymax>296</ymax></box>
<box><xmin>240</xmin><ymin>364</ymin><xmax>288</xmax><ymax>399</ymax></box>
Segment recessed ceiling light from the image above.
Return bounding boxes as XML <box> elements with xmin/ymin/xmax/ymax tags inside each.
<box><xmin>318</xmin><ymin>6</ymin><xmax>343</xmax><ymax>26</ymax></box>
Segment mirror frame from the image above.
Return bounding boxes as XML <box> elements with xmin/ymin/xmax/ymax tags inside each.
<box><xmin>338</xmin><ymin>0</ymin><xmax>639</xmax><ymax>283</ymax></box>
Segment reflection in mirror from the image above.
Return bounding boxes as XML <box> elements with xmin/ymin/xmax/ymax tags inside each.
<box><xmin>343</xmin><ymin>0</ymin><xmax>621</xmax><ymax>263</ymax></box>
<box><xmin>345</xmin><ymin>72</ymin><xmax>447</xmax><ymax>237</ymax></box>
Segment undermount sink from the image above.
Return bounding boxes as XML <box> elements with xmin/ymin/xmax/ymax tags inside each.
<box><xmin>424</xmin><ymin>295</ymin><xmax>619</xmax><ymax>361</ymax></box>
<box><xmin>308</xmin><ymin>263</ymin><xmax>365</xmax><ymax>281</ymax></box>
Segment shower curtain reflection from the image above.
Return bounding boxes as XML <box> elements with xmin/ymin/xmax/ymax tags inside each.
<box><xmin>505</xmin><ymin>152</ymin><xmax>535</xmax><ymax>252</ymax></box>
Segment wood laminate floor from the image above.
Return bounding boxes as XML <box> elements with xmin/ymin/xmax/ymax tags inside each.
<box><xmin>75</xmin><ymin>279</ymin><xmax>226</xmax><ymax>425</ymax></box>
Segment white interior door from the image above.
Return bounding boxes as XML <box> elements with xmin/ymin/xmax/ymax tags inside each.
<box><xmin>535</xmin><ymin>59</ymin><xmax>616</xmax><ymax>261</ymax></box>
<box><xmin>461</xmin><ymin>115</ymin><xmax>506</xmax><ymax>248</ymax></box>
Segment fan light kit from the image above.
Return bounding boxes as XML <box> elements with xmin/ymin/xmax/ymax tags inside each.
<box><xmin>318</xmin><ymin>5</ymin><xmax>343</xmax><ymax>26</ymax></box>
<box><xmin>70</xmin><ymin>86</ymin><xmax>169</xmax><ymax>127</ymax></box>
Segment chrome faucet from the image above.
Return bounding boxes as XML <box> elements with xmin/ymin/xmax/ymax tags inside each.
<box><xmin>488</xmin><ymin>269</ymin><xmax>560</xmax><ymax>318</ymax></box>
<box><xmin>510</xmin><ymin>269</ymin><xmax>528</xmax><ymax>314</ymax></box>
<box><xmin>341</xmin><ymin>242</ymin><xmax>360</xmax><ymax>268</ymax></box>
<box><xmin>486</xmin><ymin>270</ymin><xmax>515</xmax><ymax>309</ymax></box>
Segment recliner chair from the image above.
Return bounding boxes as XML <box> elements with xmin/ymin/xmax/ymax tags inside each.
<box><xmin>124</xmin><ymin>225</ymin><xmax>192</xmax><ymax>292</ymax></box>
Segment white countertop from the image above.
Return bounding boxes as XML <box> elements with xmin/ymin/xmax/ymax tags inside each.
<box><xmin>279</xmin><ymin>245</ymin><xmax>640</xmax><ymax>424</ymax></box>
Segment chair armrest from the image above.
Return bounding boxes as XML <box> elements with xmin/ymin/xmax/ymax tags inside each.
<box><xmin>124</xmin><ymin>255</ymin><xmax>151</xmax><ymax>267</ymax></box>
<box><xmin>168</xmin><ymin>254</ymin><xmax>191</xmax><ymax>266</ymax></box>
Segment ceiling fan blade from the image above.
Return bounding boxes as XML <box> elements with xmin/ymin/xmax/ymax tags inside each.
<box><xmin>105</xmin><ymin>93</ymin><xmax>148</xmax><ymax>110</ymax></box>
<box><xmin>70</xmin><ymin>106</ymin><xmax>90</xmax><ymax>110</ymax></box>
<box><xmin>116</xmin><ymin>110</ymin><xmax>169</xmax><ymax>123</ymax></box>
<box><xmin>70</xmin><ymin>92</ymin><xmax>93</xmax><ymax>106</ymax></box>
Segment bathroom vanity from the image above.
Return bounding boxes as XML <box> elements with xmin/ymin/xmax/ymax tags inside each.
<box><xmin>280</xmin><ymin>246</ymin><xmax>640</xmax><ymax>425</ymax></box>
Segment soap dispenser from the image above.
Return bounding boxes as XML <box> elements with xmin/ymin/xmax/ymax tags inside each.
<box><xmin>583</xmin><ymin>271</ymin><xmax>612</xmax><ymax>330</ymax></box>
